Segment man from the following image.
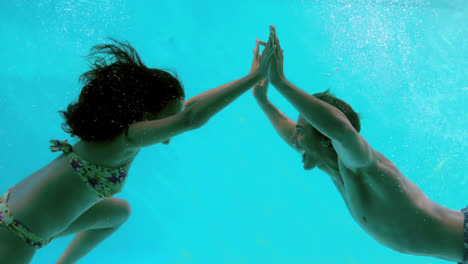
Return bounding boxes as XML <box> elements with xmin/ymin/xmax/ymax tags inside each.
<box><xmin>253</xmin><ymin>25</ymin><xmax>466</xmax><ymax>263</ymax></box>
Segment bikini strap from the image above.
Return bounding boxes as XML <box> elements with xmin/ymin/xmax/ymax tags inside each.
<box><xmin>0</xmin><ymin>188</ymin><xmax>12</xmax><ymax>204</ymax></box>
<box><xmin>49</xmin><ymin>139</ymin><xmax>72</xmax><ymax>154</ymax></box>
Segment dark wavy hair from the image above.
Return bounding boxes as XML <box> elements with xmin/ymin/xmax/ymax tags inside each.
<box><xmin>313</xmin><ymin>89</ymin><xmax>361</xmax><ymax>133</ymax></box>
<box><xmin>60</xmin><ymin>39</ymin><xmax>185</xmax><ymax>141</ymax></box>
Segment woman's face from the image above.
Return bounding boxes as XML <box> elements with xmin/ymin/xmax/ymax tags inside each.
<box><xmin>143</xmin><ymin>98</ymin><xmax>185</xmax><ymax>144</ymax></box>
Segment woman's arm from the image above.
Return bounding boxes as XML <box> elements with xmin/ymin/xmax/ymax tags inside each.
<box><xmin>184</xmin><ymin>38</ymin><xmax>265</xmax><ymax>108</ymax></box>
<box><xmin>187</xmin><ymin>71</ymin><xmax>264</xmax><ymax>127</ymax></box>
<box><xmin>184</xmin><ymin>80</ymin><xmax>237</xmax><ymax>108</ymax></box>
<box><xmin>126</xmin><ymin>38</ymin><xmax>276</xmax><ymax>148</ymax></box>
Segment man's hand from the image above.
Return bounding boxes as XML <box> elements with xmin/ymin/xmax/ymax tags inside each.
<box><xmin>254</xmin><ymin>34</ymin><xmax>276</xmax><ymax>79</ymax></box>
<box><xmin>267</xmin><ymin>25</ymin><xmax>285</xmax><ymax>85</ymax></box>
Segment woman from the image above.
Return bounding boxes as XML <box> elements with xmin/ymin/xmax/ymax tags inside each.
<box><xmin>0</xmin><ymin>37</ymin><xmax>276</xmax><ymax>263</ymax></box>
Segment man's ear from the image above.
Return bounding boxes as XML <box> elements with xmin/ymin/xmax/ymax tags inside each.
<box><xmin>321</xmin><ymin>138</ymin><xmax>332</xmax><ymax>148</ymax></box>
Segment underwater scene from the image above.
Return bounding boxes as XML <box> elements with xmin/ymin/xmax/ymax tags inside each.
<box><xmin>0</xmin><ymin>0</ymin><xmax>467</xmax><ymax>263</ymax></box>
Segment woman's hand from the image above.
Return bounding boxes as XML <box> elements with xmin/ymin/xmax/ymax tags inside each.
<box><xmin>249</xmin><ymin>38</ymin><xmax>261</xmax><ymax>74</ymax></box>
<box><xmin>250</xmin><ymin>38</ymin><xmax>270</xmax><ymax>101</ymax></box>
<box><xmin>267</xmin><ymin>25</ymin><xmax>285</xmax><ymax>85</ymax></box>
<box><xmin>253</xmin><ymin>35</ymin><xmax>276</xmax><ymax>79</ymax></box>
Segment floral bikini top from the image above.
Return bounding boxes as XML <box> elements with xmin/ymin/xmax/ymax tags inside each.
<box><xmin>49</xmin><ymin>140</ymin><xmax>129</xmax><ymax>198</ymax></box>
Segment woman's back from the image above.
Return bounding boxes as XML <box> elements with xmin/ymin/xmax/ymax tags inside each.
<box><xmin>6</xmin><ymin>134</ymin><xmax>138</xmax><ymax>239</ymax></box>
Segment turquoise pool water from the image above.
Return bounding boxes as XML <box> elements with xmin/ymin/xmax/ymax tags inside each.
<box><xmin>1</xmin><ymin>0</ymin><xmax>467</xmax><ymax>263</ymax></box>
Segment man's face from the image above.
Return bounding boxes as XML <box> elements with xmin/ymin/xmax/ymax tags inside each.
<box><xmin>290</xmin><ymin>115</ymin><xmax>324</xmax><ymax>170</ymax></box>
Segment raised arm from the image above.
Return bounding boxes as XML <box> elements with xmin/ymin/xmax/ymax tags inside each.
<box><xmin>253</xmin><ymin>79</ymin><xmax>300</xmax><ymax>152</ymax></box>
<box><xmin>184</xmin><ymin>80</ymin><xmax>237</xmax><ymax>108</ymax></box>
<box><xmin>267</xmin><ymin>26</ymin><xmax>374</xmax><ymax>169</ymax></box>
<box><xmin>184</xmin><ymin>38</ymin><xmax>267</xmax><ymax>108</ymax></box>
<box><xmin>126</xmin><ymin>38</ymin><xmax>276</xmax><ymax>148</ymax></box>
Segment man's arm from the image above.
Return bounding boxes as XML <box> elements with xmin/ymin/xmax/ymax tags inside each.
<box><xmin>267</xmin><ymin>25</ymin><xmax>375</xmax><ymax>169</ymax></box>
<box><xmin>253</xmin><ymin>80</ymin><xmax>300</xmax><ymax>152</ymax></box>
<box><xmin>273</xmin><ymin>79</ymin><xmax>374</xmax><ymax>167</ymax></box>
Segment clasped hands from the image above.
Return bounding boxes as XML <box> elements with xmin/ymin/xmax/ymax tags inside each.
<box><xmin>249</xmin><ymin>25</ymin><xmax>285</xmax><ymax>100</ymax></box>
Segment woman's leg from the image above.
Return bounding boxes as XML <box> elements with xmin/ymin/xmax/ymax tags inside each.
<box><xmin>54</xmin><ymin>197</ymin><xmax>131</xmax><ymax>264</ymax></box>
<box><xmin>0</xmin><ymin>225</ymin><xmax>37</xmax><ymax>264</ymax></box>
